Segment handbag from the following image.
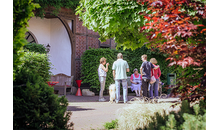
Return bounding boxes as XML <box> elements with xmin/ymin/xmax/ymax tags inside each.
<box><xmin>150</xmin><ymin>69</ymin><xmax>156</xmax><ymax>84</ymax></box>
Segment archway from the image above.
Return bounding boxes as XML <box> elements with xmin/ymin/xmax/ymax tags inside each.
<box><xmin>27</xmin><ymin>16</ymin><xmax>74</xmax><ymax>77</ymax></box>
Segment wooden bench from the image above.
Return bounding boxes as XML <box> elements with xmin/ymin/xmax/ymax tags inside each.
<box><xmin>127</xmin><ymin>76</ymin><xmax>132</xmax><ymax>88</ymax></box>
<box><xmin>50</xmin><ymin>73</ymin><xmax>74</xmax><ymax>95</ymax></box>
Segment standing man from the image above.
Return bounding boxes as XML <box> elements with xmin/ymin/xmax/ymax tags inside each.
<box><xmin>112</xmin><ymin>53</ymin><xmax>130</xmax><ymax>103</ymax></box>
<box><xmin>140</xmin><ymin>54</ymin><xmax>159</xmax><ymax>98</ymax></box>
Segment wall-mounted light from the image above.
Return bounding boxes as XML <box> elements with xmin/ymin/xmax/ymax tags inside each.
<box><xmin>46</xmin><ymin>43</ymin><xmax>50</xmax><ymax>53</ymax></box>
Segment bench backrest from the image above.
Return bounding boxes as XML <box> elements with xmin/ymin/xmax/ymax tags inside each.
<box><xmin>51</xmin><ymin>73</ymin><xmax>74</xmax><ymax>86</ymax></box>
<box><xmin>127</xmin><ymin>76</ymin><xmax>131</xmax><ymax>87</ymax></box>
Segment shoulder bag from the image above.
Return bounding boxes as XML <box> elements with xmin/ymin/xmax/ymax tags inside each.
<box><xmin>150</xmin><ymin>69</ymin><xmax>156</xmax><ymax>84</ymax></box>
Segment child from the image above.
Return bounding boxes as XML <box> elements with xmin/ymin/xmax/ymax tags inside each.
<box><xmin>98</xmin><ymin>57</ymin><xmax>109</xmax><ymax>101</ymax></box>
<box><xmin>130</xmin><ymin>68</ymin><xmax>142</xmax><ymax>96</ymax></box>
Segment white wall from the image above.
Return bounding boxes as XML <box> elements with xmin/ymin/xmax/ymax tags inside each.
<box><xmin>27</xmin><ymin>17</ymin><xmax>72</xmax><ymax>76</ymax></box>
<box><xmin>50</xmin><ymin>18</ymin><xmax>71</xmax><ymax>76</ymax></box>
<box><xmin>27</xmin><ymin>17</ymin><xmax>50</xmax><ymax>46</ymax></box>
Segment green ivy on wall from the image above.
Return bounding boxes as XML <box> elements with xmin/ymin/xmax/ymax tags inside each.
<box><xmin>33</xmin><ymin>0</ymin><xmax>80</xmax><ymax>17</ymax></box>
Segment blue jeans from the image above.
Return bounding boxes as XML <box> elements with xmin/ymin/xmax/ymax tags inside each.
<box><xmin>150</xmin><ymin>79</ymin><xmax>159</xmax><ymax>99</ymax></box>
<box><xmin>115</xmin><ymin>79</ymin><xmax>128</xmax><ymax>103</ymax></box>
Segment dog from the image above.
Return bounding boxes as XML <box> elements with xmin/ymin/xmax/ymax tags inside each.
<box><xmin>109</xmin><ymin>84</ymin><xmax>116</xmax><ymax>103</ymax></box>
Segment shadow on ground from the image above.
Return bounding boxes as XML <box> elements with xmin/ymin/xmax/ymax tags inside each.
<box><xmin>67</xmin><ymin>106</ymin><xmax>95</xmax><ymax>111</ymax></box>
<box><xmin>65</xmin><ymin>95</ymin><xmax>137</xmax><ymax>102</ymax></box>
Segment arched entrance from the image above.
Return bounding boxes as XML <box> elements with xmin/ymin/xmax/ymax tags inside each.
<box><xmin>27</xmin><ymin>15</ymin><xmax>75</xmax><ymax>77</ymax></box>
<box><xmin>56</xmin><ymin>16</ymin><xmax>75</xmax><ymax>78</ymax></box>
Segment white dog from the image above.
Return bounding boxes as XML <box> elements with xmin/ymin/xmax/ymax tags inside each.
<box><xmin>109</xmin><ymin>84</ymin><xmax>116</xmax><ymax>103</ymax></box>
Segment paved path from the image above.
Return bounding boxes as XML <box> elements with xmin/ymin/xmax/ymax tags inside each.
<box><xmin>66</xmin><ymin>95</ymin><xmax>136</xmax><ymax>130</ymax></box>
<box><xmin>65</xmin><ymin>95</ymin><xmax>180</xmax><ymax>130</ymax></box>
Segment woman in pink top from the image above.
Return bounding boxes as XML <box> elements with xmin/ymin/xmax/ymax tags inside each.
<box><xmin>130</xmin><ymin>68</ymin><xmax>142</xmax><ymax>96</ymax></box>
<box><xmin>150</xmin><ymin>58</ymin><xmax>161</xmax><ymax>99</ymax></box>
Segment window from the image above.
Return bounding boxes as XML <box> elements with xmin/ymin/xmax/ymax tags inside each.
<box><xmin>25</xmin><ymin>31</ymin><xmax>37</xmax><ymax>43</ymax></box>
<box><xmin>100</xmin><ymin>46</ymin><xmax>110</xmax><ymax>48</ymax></box>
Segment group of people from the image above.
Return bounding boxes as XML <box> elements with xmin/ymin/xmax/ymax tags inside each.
<box><xmin>98</xmin><ymin>53</ymin><xmax>161</xmax><ymax>103</ymax></box>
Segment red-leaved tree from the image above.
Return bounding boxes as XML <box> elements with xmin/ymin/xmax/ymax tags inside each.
<box><xmin>138</xmin><ymin>0</ymin><xmax>206</xmax><ymax>101</ymax></box>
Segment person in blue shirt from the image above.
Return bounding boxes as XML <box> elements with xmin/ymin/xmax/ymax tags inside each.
<box><xmin>140</xmin><ymin>54</ymin><xmax>159</xmax><ymax>98</ymax></box>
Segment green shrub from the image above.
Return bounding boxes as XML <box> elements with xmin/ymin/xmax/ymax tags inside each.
<box><xmin>23</xmin><ymin>42</ymin><xmax>47</xmax><ymax>54</ymax></box>
<box><xmin>13</xmin><ymin>76</ymin><xmax>73</xmax><ymax>130</ymax></box>
<box><xmin>15</xmin><ymin>51</ymin><xmax>52</xmax><ymax>84</ymax></box>
<box><xmin>13</xmin><ymin>51</ymin><xmax>73</xmax><ymax>129</ymax></box>
<box><xmin>145</xmin><ymin>100</ymin><xmax>206</xmax><ymax>130</ymax></box>
<box><xmin>104</xmin><ymin>119</ymin><xmax>118</xmax><ymax>130</ymax></box>
<box><xmin>81</xmin><ymin>46</ymin><xmax>177</xmax><ymax>92</ymax></box>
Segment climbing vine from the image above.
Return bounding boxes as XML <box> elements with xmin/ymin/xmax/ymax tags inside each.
<box><xmin>33</xmin><ymin>0</ymin><xmax>80</xmax><ymax>17</ymax></box>
<box><xmin>13</xmin><ymin>0</ymin><xmax>40</xmax><ymax>80</ymax></box>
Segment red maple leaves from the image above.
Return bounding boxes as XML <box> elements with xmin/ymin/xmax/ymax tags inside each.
<box><xmin>137</xmin><ymin>0</ymin><xmax>206</xmax><ymax>101</ymax></box>
<box><xmin>138</xmin><ymin>0</ymin><xmax>206</xmax><ymax>69</ymax></box>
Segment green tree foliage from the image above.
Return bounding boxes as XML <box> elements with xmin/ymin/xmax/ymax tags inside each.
<box><xmin>13</xmin><ymin>0</ymin><xmax>40</xmax><ymax>80</ymax></box>
<box><xmin>76</xmin><ymin>0</ymin><xmax>149</xmax><ymax>50</ymax></box>
<box><xmin>76</xmin><ymin>0</ymin><xmax>206</xmax><ymax>101</ymax></box>
<box><xmin>81</xmin><ymin>47</ymin><xmax>177</xmax><ymax>92</ymax></box>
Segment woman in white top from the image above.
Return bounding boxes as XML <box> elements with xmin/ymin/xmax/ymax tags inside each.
<box><xmin>98</xmin><ymin>57</ymin><xmax>109</xmax><ymax>101</ymax></box>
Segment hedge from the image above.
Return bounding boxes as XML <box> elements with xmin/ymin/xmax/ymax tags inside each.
<box><xmin>81</xmin><ymin>46</ymin><xmax>177</xmax><ymax>93</ymax></box>
<box><xmin>23</xmin><ymin>42</ymin><xmax>47</xmax><ymax>54</ymax></box>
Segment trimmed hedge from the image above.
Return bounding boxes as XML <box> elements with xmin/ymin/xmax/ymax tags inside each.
<box><xmin>23</xmin><ymin>42</ymin><xmax>47</xmax><ymax>54</ymax></box>
<box><xmin>81</xmin><ymin>46</ymin><xmax>176</xmax><ymax>92</ymax></box>
<box><xmin>81</xmin><ymin>48</ymin><xmax>118</xmax><ymax>92</ymax></box>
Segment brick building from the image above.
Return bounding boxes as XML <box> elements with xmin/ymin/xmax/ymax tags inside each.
<box><xmin>26</xmin><ymin>7</ymin><xmax>116</xmax><ymax>80</ymax></box>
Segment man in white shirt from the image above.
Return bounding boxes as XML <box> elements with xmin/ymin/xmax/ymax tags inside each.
<box><xmin>112</xmin><ymin>53</ymin><xmax>130</xmax><ymax>103</ymax></box>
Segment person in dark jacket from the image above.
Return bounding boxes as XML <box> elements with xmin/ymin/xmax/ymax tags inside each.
<box><xmin>140</xmin><ymin>55</ymin><xmax>159</xmax><ymax>98</ymax></box>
